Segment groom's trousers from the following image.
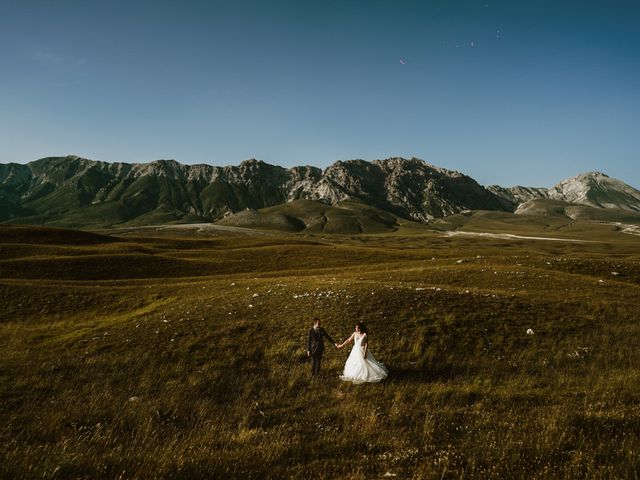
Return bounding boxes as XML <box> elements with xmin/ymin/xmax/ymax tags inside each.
<box><xmin>311</xmin><ymin>350</ymin><xmax>323</xmax><ymax>376</ymax></box>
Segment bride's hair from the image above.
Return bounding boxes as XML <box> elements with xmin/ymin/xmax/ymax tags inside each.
<box><xmin>356</xmin><ymin>322</ymin><xmax>368</xmax><ymax>334</ymax></box>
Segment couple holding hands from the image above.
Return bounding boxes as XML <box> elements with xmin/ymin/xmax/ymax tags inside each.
<box><xmin>306</xmin><ymin>318</ymin><xmax>388</xmax><ymax>384</ymax></box>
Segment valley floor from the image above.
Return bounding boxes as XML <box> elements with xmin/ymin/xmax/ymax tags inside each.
<box><xmin>0</xmin><ymin>220</ymin><xmax>639</xmax><ymax>479</ymax></box>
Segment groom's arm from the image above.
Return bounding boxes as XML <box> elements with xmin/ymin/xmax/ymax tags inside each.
<box><xmin>307</xmin><ymin>329</ymin><xmax>312</xmax><ymax>355</ymax></box>
<box><xmin>323</xmin><ymin>329</ymin><xmax>337</xmax><ymax>346</ymax></box>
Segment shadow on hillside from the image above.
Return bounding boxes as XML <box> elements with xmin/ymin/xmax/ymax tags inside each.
<box><xmin>388</xmin><ymin>364</ymin><xmax>478</xmax><ymax>383</ymax></box>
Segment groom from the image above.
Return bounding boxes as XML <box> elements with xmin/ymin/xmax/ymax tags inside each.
<box><xmin>307</xmin><ymin>318</ymin><xmax>338</xmax><ymax>377</ymax></box>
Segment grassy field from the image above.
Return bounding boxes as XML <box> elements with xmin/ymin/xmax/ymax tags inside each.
<box><xmin>1</xmin><ymin>216</ymin><xmax>639</xmax><ymax>479</ymax></box>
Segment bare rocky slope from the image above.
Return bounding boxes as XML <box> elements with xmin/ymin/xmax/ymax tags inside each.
<box><xmin>547</xmin><ymin>172</ymin><xmax>640</xmax><ymax>211</ymax></box>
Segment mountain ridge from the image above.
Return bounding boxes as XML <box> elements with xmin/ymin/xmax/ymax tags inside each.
<box><xmin>1</xmin><ymin>156</ymin><xmax>638</xmax><ymax>229</ymax></box>
<box><xmin>0</xmin><ymin>155</ymin><xmax>509</xmax><ymax>227</ymax></box>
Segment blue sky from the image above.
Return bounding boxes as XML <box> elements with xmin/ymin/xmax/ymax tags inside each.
<box><xmin>1</xmin><ymin>0</ymin><xmax>639</xmax><ymax>187</ymax></box>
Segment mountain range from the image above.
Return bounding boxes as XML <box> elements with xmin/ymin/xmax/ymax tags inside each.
<box><xmin>1</xmin><ymin>155</ymin><xmax>639</xmax><ymax>231</ymax></box>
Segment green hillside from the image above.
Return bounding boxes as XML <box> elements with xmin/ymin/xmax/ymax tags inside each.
<box><xmin>517</xmin><ymin>198</ymin><xmax>640</xmax><ymax>223</ymax></box>
<box><xmin>216</xmin><ymin>199</ymin><xmax>403</xmax><ymax>234</ymax></box>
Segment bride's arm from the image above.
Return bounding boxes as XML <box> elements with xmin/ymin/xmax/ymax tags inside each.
<box><xmin>337</xmin><ymin>333</ymin><xmax>355</xmax><ymax>349</ymax></box>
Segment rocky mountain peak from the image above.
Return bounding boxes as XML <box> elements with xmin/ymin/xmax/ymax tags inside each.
<box><xmin>548</xmin><ymin>171</ymin><xmax>640</xmax><ymax>211</ymax></box>
<box><xmin>489</xmin><ymin>171</ymin><xmax>640</xmax><ymax>213</ymax></box>
<box><xmin>579</xmin><ymin>171</ymin><xmax>608</xmax><ymax>179</ymax></box>
<box><xmin>238</xmin><ymin>158</ymin><xmax>264</xmax><ymax>167</ymax></box>
<box><xmin>135</xmin><ymin>159</ymin><xmax>186</xmax><ymax>179</ymax></box>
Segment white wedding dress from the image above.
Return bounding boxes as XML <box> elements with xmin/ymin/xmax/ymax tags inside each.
<box><xmin>340</xmin><ymin>333</ymin><xmax>388</xmax><ymax>384</ymax></box>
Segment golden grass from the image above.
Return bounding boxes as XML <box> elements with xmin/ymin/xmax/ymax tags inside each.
<box><xmin>1</xmin><ymin>222</ymin><xmax>639</xmax><ymax>478</ymax></box>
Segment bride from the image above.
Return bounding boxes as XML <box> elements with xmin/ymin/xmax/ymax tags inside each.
<box><xmin>337</xmin><ymin>322</ymin><xmax>388</xmax><ymax>383</ymax></box>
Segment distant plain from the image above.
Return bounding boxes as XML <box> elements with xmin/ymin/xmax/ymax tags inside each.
<box><xmin>1</xmin><ymin>212</ymin><xmax>639</xmax><ymax>479</ymax></box>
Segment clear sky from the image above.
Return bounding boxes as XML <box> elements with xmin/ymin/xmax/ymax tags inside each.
<box><xmin>1</xmin><ymin>0</ymin><xmax>639</xmax><ymax>188</ymax></box>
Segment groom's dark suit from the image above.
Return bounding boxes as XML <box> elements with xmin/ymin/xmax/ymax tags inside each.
<box><xmin>307</xmin><ymin>326</ymin><xmax>336</xmax><ymax>376</ymax></box>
